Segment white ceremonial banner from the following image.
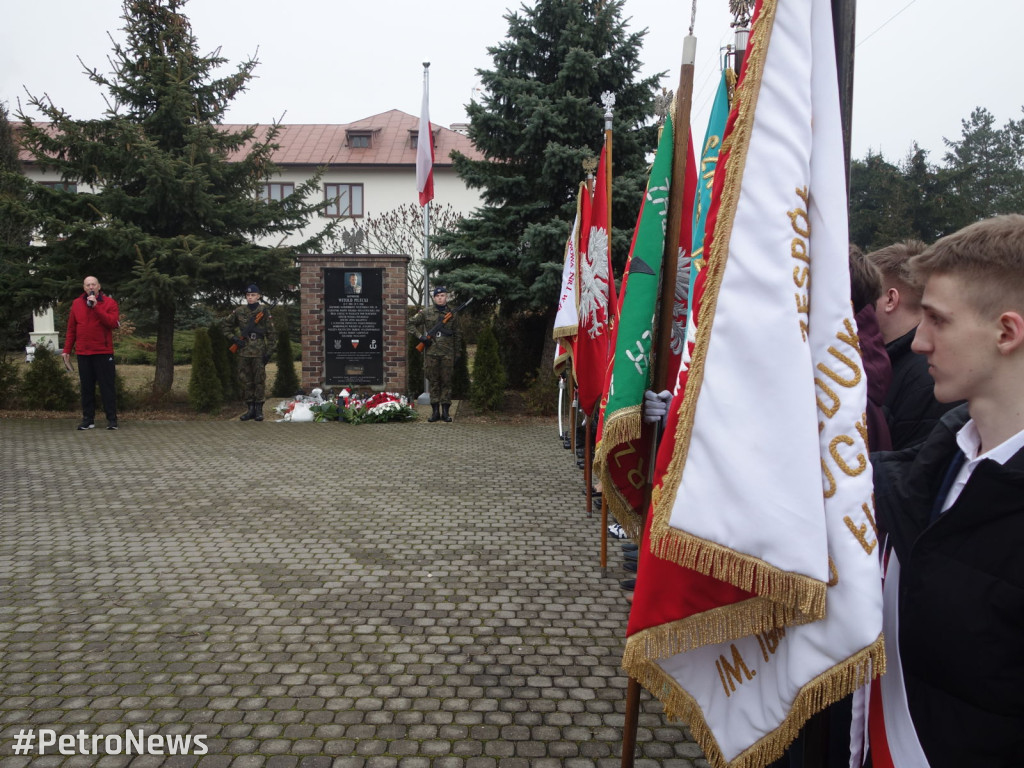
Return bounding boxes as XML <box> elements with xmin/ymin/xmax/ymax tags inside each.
<box><xmin>553</xmin><ymin>194</ymin><xmax>582</xmax><ymax>339</ymax></box>
<box><xmin>637</xmin><ymin>0</ymin><xmax>885</xmax><ymax>764</ymax></box>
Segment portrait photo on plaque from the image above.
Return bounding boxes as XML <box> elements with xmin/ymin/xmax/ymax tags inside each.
<box><xmin>344</xmin><ymin>271</ymin><xmax>363</xmax><ymax>295</ymax></box>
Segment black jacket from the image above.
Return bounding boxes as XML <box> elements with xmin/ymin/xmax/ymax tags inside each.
<box><xmin>874</xmin><ymin>406</ymin><xmax>1024</xmax><ymax>767</ymax></box>
<box><xmin>883</xmin><ymin>326</ymin><xmax>960</xmax><ymax>450</ymax></box>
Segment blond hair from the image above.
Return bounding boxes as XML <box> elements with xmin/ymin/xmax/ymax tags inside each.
<box><xmin>909</xmin><ymin>215</ymin><xmax>1024</xmax><ymax>318</ymax></box>
<box><xmin>865</xmin><ymin>239</ymin><xmax>929</xmax><ymax>307</ymax></box>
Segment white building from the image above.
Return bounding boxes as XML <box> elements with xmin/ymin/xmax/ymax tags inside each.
<box><xmin>18</xmin><ymin>110</ymin><xmax>485</xmax><ymax>344</ymax></box>
<box><xmin>240</xmin><ymin>110</ymin><xmax>484</xmax><ymax>246</ymax></box>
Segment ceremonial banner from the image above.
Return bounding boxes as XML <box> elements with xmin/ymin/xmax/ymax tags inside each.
<box><xmin>690</xmin><ymin>70</ymin><xmax>733</xmax><ymax>281</ymax></box>
<box><xmin>665</xmin><ymin>133</ymin><xmax>698</xmax><ymax>387</ymax></box>
<box><xmin>623</xmin><ymin>0</ymin><xmax>884</xmax><ymax>765</ymax></box>
<box><xmin>593</xmin><ymin>117</ymin><xmax>675</xmax><ymax>539</ymax></box>
<box><xmin>553</xmin><ymin>183</ymin><xmax>587</xmax><ymax>341</ymax></box>
<box><xmin>575</xmin><ymin>147</ymin><xmax>616</xmax><ymax>416</ymax></box>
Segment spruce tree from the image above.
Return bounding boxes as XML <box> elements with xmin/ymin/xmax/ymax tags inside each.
<box><xmin>470</xmin><ymin>323</ymin><xmax>507</xmax><ymax>412</ymax></box>
<box><xmin>433</xmin><ymin>0</ymin><xmax>660</xmax><ymax>313</ymax></box>
<box><xmin>188</xmin><ymin>328</ymin><xmax>223</xmax><ymax>413</ymax></box>
<box><xmin>271</xmin><ymin>307</ymin><xmax>300</xmax><ymax>398</ymax></box>
<box><xmin>0</xmin><ymin>102</ymin><xmax>38</xmax><ymax>351</ymax></box>
<box><xmin>14</xmin><ymin>0</ymin><xmax>337</xmax><ymax>395</ymax></box>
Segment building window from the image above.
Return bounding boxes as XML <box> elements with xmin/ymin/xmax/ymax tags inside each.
<box><xmin>347</xmin><ymin>132</ymin><xmax>372</xmax><ymax>149</ymax></box>
<box><xmin>325</xmin><ymin>183</ymin><xmax>364</xmax><ymax>218</ymax></box>
<box><xmin>259</xmin><ymin>182</ymin><xmax>294</xmax><ymax>202</ymax></box>
<box><xmin>39</xmin><ymin>181</ymin><xmax>78</xmax><ymax>193</ymax></box>
<box><xmin>411</xmin><ymin>130</ymin><xmax>433</xmax><ymax>150</ymax></box>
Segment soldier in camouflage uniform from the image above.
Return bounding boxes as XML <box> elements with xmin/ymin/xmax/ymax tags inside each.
<box><xmin>222</xmin><ymin>284</ymin><xmax>277</xmax><ymax>422</ymax></box>
<box><xmin>408</xmin><ymin>286</ymin><xmax>461</xmax><ymax>422</ymax></box>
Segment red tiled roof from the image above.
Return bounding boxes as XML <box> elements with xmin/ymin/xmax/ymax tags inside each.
<box><xmin>229</xmin><ymin>110</ymin><xmax>481</xmax><ymax>167</ymax></box>
<box><xmin>18</xmin><ymin>110</ymin><xmax>482</xmax><ymax>167</ymax></box>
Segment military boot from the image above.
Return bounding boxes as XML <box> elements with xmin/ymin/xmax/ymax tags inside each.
<box><xmin>240</xmin><ymin>402</ymin><xmax>256</xmax><ymax>421</ymax></box>
<box><xmin>441</xmin><ymin>403</ymin><xmax>453</xmax><ymax>423</ymax></box>
<box><xmin>427</xmin><ymin>403</ymin><xmax>441</xmax><ymax>423</ymax></box>
<box><xmin>254</xmin><ymin>402</ymin><xmax>265</xmax><ymax>422</ymax></box>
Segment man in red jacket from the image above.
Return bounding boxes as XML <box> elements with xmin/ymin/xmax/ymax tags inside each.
<box><xmin>62</xmin><ymin>276</ymin><xmax>120</xmax><ymax>430</ymax></box>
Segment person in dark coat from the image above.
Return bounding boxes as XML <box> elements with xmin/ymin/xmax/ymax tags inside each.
<box><xmin>870</xmin><ymin>215</ymin><xmax>1024</xmax><ymax>768</ymax></box>
<box><xmin>868</xmin><ymin>240</ymin><xmax>959</xmax><ymax>449</ymax></box>
<box><xmin>850</xmin><ymin>245</ymin><xmax>892</xmax><ymax>452</ymax></box>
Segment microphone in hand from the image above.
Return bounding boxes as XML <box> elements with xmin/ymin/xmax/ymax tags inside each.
<box><xmin>87</xmin><ymin>290</ymin><xmax>97</xmax><ymax>307</ymax></box>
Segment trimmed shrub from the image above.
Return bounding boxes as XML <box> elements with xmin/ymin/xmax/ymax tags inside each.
<box><xmin>523</xmin><ymin>365</ymin><xmax>559</xmax><ymax>416</ymax></box>
<box><xmin>470</xmin><ymin>323</ymin><xmax>507</xmax><ymax>412</ymax></box>
<box><xmin>407</xmin><ymin>333</ymin><xmax>424</xmax><ymax>400</ymax></box>
<box><xmin>187</xmin><ymin>328</ymin><xmax>223</xmax><ymax>413</ymax></box>
<box><xmin>272</xmin><ymin>308</ymin><xmax>300</xmax><ymax>397</ymax></box>
<box><xmin>207</xmin><ymin>321</ymin><xmax>235</xmax><ymax>400</ymax></box>
<box><xmin>452</xmin><ymin>336</ymin><xmax>470</xmax><ymax>400</ymax></box>
<box><xmin>0</xmin><ymin>354</ymin><xmax>21</xmax><ymax>409</ymax></box>
<box><xmin>19</xmin><ymin>345</ymin><xmax>77</xmax><ymax>411</ymax></box>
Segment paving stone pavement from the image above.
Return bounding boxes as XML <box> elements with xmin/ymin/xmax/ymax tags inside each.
<box><xmin>0</xmin><ymin>417</ymin><xmax>709</xmax><ymax>768</ymax></box>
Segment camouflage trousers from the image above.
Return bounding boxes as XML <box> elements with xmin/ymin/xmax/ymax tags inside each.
<box><xmin>238</xmin><ymin>356</ymin><xmax>267</xmax><ymax>402</ymax></box>
<box><xmin>424</xmin><ymin>355</ymin><xmax>454</xmax><ymax>404</ymax></box>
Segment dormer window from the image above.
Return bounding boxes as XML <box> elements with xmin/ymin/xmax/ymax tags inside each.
<box><xmin>347</xmin><ymin>131</ymin><xmax>372</xmax><ymax>148</ymax></box>
<box><xmin>410</xmin><ymin>129</ymin><xmax>435</xmax><ymax>150</ymax></box>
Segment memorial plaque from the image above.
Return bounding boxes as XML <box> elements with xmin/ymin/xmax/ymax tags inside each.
<box><xmin>324</xmin><ymin>268</ymin><xmax>384</xmax><ymax>386</ymax></box>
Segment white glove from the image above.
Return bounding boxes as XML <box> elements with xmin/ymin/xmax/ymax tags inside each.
<box><xmin>642</xmin><ymin>389</ymin><xmax>673</xmax><ymax>425</ymax></box>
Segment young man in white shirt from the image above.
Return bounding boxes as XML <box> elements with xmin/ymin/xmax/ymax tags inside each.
<box><xmin>871</xmin><ymin>214</ymin><xmax>1024</xmax><ymax>768</ymax></box>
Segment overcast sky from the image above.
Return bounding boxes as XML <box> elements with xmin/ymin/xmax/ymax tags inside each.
<box><xmin>3</xmin><ymin>0</ymin><xmax>1022</xmax><ymax>163</ymax></box>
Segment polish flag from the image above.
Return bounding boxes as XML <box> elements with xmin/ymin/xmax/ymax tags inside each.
<box><xmin>417</xmin><ymin>78</ymin><xmax>435</xmax><ymax>206</ymax></box>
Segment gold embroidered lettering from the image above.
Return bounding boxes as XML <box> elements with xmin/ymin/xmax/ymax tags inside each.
<box><xmin>821</xmin><ymin>458</ymin><xmax>836</xmax><ymax>499</ymax></box>
<box><xmin>855</xmin><ymin>414</ymin><xmax>869</xmax><ymax>448</ymax></box>
<box><xmin>815</xmin><ymin>378</ymin><xmax>841</xmax><ymax>419</ymax></box>
<box><xmin>844</xmin><ymin>501</ymin><xmax>879</xmax><ymax>555</ymax></box>
<box><xmin>789</xmin><ymin>187</ymin><xmax>812</xmax><ymax>342</ymax></box>
<box><xmin>717</xmin><ymin>644</ymin><xmax>756</xmax><ymax>697</ymax></box>
<box><xmin>830</xmin><ymin>434</ymin><xmax>867</xmax><ymax>477</ymax></box>
<box><xmin>715</xmin><ymin>658</ymin><xmax>731</xmax><ymax>696</ymax></box>
<box><xmin>788</xmin><ymin>189</ymin><xmax>811</xmax><ymax>237</ymax></box>
<box><xmin>791</xmin><ymin>238</ymin><xmax>810</xmax><ymax>264</ymax></box>
<box><xmin>836</xmin><ymin>318</ymin><xmax>860</xmax><ymax>355</ymax></box>
<box><xmin>754</xmin><ymin>627</ymin><xmax>786</xmax><ymax>662</ymax></box>
<box><xmin>612</xmin><ymin>443</ymin><xmax>645</xmax><ymax>490</ymax></box>
<box><xmin>817</xmin><ymin>347</ymin><xmax>862</xmax><ymax>388</ymax></box>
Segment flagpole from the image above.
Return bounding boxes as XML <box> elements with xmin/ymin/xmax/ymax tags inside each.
<box><xmin>417</xmin><ymin>62</ymin><xmax>432</xmax><ymax>405</ymax></box>
<box><xmin>620</xmin><ymin>30</ymin><xmax>697</xmax><ymax>768</ymax></box>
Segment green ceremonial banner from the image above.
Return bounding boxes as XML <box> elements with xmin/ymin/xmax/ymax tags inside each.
<box><xmin>598</xmin><ymin>113</ymin><xmax>675</xmax><ymax>450</ymax></box>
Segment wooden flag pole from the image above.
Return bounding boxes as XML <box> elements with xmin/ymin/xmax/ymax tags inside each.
<box><xmin>620</xmin><ymin>31</ymin><xmax>697</xmax><ymax>768</ymax></box>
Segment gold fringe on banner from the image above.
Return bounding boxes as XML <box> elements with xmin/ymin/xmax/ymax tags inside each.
<box><xmin>623</xmin><ymin>635</ymin><xmax>886</xmax><ymax>768</ymax></box>
<box><xmin>647</xmin><ymin>525</ymin><xmax>826</xmax><ymax>621</ymax></box>
<box><xmin>621</xmin><ymin>595</ymin><xmax>805</xmax><ymax>666</ymax></box>
<box><xmin>598</xmin><ymin>465</ymin><xmax>645</xmax><ymax>543</ymax></box>
<box><xmin>592</xmin><ymin>406</ymin><xmax>643</xmax><ymax>468</ymax></box>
